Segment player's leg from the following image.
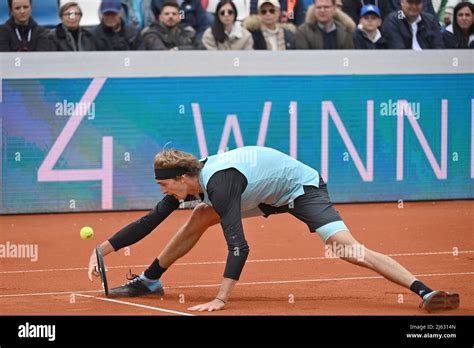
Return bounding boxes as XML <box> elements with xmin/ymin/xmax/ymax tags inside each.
<box><xmin>158</xmin><ymin>203</ymin><xmax>221</xmax><ymax>268</ymax></box>
<box><xmin>325</xmin><ymin>230</ymin><xmax>416</xmax><ymax>288</ymax></box>
<box><xmin>324</xmin><ymin>230</ymin><xmax>460</xmax><ymax>312</ymax></box>
<box><xmin>108</xmin><ymin>203</ymin><xmax>220</xmax><ymax>297</ymax></box>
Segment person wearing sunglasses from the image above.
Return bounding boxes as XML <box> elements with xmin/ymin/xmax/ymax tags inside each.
<box><xmin>202</xmin><ymin>0</ymin><xmax>254</xmax><ymax>49</ymax></box>
<box><xmin>382</xmin><ymin>0</ymin><xmax>444</xmax><ymax>48</ymax></box>
<box><xmin>0</xmin><ymin>0</ymin><xmax>52</xmax><ymax>51</ymax></box>
<box><xmin>49</xmin><ymin>2</ymin><xmax>96</xmax><ymax>51</ymax></box>
<box><xmin>244</xmin><ymin>0</ymin><xmax>296</xmax><ymax>49</ymax></box>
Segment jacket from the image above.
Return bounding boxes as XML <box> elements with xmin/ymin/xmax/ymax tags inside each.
<box><xmin>50</xmin><ymin>24</ymin><xmax>97</xmax><ymax>51</ymax></box>
<box><xmin>0</xmin><ymin>17</ymin><xmax>52</xmax><ymax>51</ymax></box>
<box><xmin>352</xmin><ymin>27</ymin><xmax>388</xmax><ymax>49</ymax></box>
<box><xmin>142</xmin><ymin>22</ymin><xmax>204</xmax><ymax>50</ymax></box>
<box><xmin>243</xmin><ymin>15</ymin><xmax>296</xmax><ymax>50</ymax></box>
<box><xmin>202</xmin><ymin>22</ymin><xmax>254</xmax><ymax>50</ymax></box>
<box><xmin>94</xmin><ymin>20</ymin><xmax>145</xmax><ymax>50</ymax></box>
<box><xmin>381</xmin><ymin>10</ymin><xmax>444</xmax><ymax>49</ymax></box>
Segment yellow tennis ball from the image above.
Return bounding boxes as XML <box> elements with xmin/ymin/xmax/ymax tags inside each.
<box><xmin>80</xmin><ymin>226</ymin><xmax>94</xmax><ymax>240</ymax></box>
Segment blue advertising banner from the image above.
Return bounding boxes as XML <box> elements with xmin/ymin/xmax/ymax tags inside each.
<box><xmin>1</xmin><ymin>74</ymin><xmax>473</xmax><ymax>213</ymax></box>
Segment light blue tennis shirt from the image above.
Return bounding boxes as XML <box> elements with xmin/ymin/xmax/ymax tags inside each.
<box><xmin>198</xmin><ymin>146</ymin><xmax>320</xmax><ymax>211</ymax></box>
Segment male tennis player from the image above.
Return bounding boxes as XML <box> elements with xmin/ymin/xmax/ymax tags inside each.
<box><xmin>88</xmin><ymin>146</ymin><xmax>459</xmax><ymax>312</ymax></box>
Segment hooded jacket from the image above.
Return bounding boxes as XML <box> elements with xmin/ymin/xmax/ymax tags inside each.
<box><xmin>142</xmin><ymin>22</ymin><xmax>204</xmax><ymax>50</ymax></box>
<box><xmin>243</xmin><ymin>15</ymin><xmax>296</xmax><ymax>50</ymax></box>
<box><xmin>295</xmin><ymin>5</ymin><xmax>354</xmax><ymax>49</ymax></box>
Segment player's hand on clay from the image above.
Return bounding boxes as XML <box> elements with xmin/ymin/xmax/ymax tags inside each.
<box><xmin>88</xmin><ymin>249</ymin><xmax>99</xmax><ymax>281</ymax></box>
<box><xmin>187</xmin><ymin>299</ymin><xmax>226</xmax><ymax>312</ymax></box>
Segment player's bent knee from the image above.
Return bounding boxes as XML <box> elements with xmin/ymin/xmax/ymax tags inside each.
<box><xmin>191</xmin><ymin>203</ymin><xmax>220</xmax><ymax>227</ymax></box>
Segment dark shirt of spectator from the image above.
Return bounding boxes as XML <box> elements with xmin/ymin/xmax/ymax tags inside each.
<box><xmin>352</xmin><ymin>4</ymin><xmax>388</xmax><ymax>48</ymax></box>
<box><xmin>381</xmin><ymin>0</ymin><xmax>444</xmax><ymax>49</ymax></box>
<box><xmin>443</xmin><ymin>1</ymin><xmax>474</xmax><ymax>48</ymax></box>
<box><xmin>50</xmin><ymin>2</ymin><xmax>96</xmax><ymax>51</ymax></box>
<box><xmin>94</xmin><ymin>0</ymin><xmax>145</xmax><ymax>50</ymax></box>
<box><xmin>0</xmin><ymin>0</ymin><xmax>52</xmax><ymax>51</ymax></box>
<box><xmin>142</xmin><ymin>1</ymin><xmax>204</xmax><ymax>50</ymax></box>
<box><xmin>151</xmin><ymin>0</ymin><xmax>212</xmax><ymax>38</ymax></box>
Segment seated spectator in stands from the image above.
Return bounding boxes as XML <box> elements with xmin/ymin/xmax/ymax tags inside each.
<box><xmin>443</xmin><ymin>1</ymin><xmax>473</xmax><ymax>47</ymax></box>
<box><xmin>244</xmin><ymin>0</ymin><xmax>296</xmax><ymax>49</ymax></box>
<box><xmin>387</xmin><ymin>0</ymin><xmax>437</xmax><ymax>16</ymax></box>
<box><xmin>443</xmin><ymin>0</ymin><xmax>465</xmax><ymax>27</ymax></box>
<box><xmin>382</xmin><ymin>0</ymin><xmax>444</xmax><ymax>48</ymax></box>
<box><xmin>202</xmin><ymin>0</ymin><xmax>254</xmax><ymax>49</ymax></box>
<box><xmin>353</xmin><ymin>4</ymin><xmax>387</xmax><ymax>48</ymax></box>
<box><xmin>142</xmin><ymin>1</ymin><xmax>204</xmax><ymax>49</ymax></box>
<box><xmin>249</xmin><ymin>0</ymin><xmax>307</xmax><ymax>26</ymax></box>
<box><xmin>342</xmin><ymin>0</ymin><xmax>390</xmax><ymax>24</ymax></box>
<box><xmin>152</xmin><ymin>0</ymin><xmax>212</xmax><ymax>38</ymax></box>
<box><xmin>50</xmin><ymin>2</ymin><xmax>96</xmax><ymax>51</ymax></box>
<box><xmin>0</xmin><ymin>0</ymin><xmax>52</xmax><ymax>51</ymax></box>
<box><xmin>95</xmin><ymin>0</ymin><xmax>144</xmax><ymax>50</ymax></box>
<box><xmin>295</xmin><ymin>0</ymin><xmax>354</xmax><ymax>48</ymax></box>
<box><xmin>207</xmin><ymin>0</ymin><xmax>252</xmax><ymax>22</ymax></box>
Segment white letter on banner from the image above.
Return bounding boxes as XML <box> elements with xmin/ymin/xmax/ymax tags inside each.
<box><xmin>37</xmin><ymin>78</ymin><xmax>113</xmax><ymax>209</ymax></box>
<box><xmin>321</xmin><ymin>101</ymin><xmax>374</xmax><ymax>182</ymax></box>
<box><xmin>396</xmin><ymin>100</ymin><xmax>447</xmax><ymax>181</ymax></box>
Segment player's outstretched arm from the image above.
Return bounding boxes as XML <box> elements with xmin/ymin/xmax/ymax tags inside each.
<box><xmin>87</xmin><ymin>240</ymin><xmax>115</xmax><ymax>281</ymax></box>
<box><xmin>188</xmin><ymin>278</ymin><xmax>237</xmax><ymax>312</ymax></box>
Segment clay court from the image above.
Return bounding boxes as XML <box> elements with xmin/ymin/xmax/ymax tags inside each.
<box><xmin>1</xmin><ymin>200</ymin><xmax>472</xmax><ymax>316</ymax></box>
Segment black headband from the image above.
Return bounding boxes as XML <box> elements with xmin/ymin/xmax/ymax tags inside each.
<box><xmin>154</xmin><ymin>167</ymin><xmax>187</xmax><ymax>180</ymax></box>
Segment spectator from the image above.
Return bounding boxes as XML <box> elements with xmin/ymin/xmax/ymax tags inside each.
<box><xmin>443</xmin><ymin>1</ymin><xmax>473</xmax><ymax>47</ymax></box>
<box><xmin>295</xmin><ymin>0</ymin><xmax>354</xmax><ymax>48</ymax></box>
<box><xmin>342</xmin><ymin>0</ymin><xmax>391</xmax><ymax>24</ymax></box>
<box><xmin>382</xmin><ymin>0</ymin><xmax>444</xmax><ymax>48</ymax></box>
<box><xmin>0</xmin><ymin>0</ymin><xmax>52</xmax><ymax>51</ymax></box>
<box><xmin>244</xmin><ymin>0</ymin><xmax>296</xmax><ymax>49</ymax></box>
<box><xmin>202</xmin><ymin>0</ymin><xmax>254</xmax><ymax>49</ymax></box>
<box><xmin>95</xmin><ymin>0</ymin><xmax>145</xmax><ymax>50</ymax></box>
<box><xmin>142</xmin><ymin>1</ymin><xmax>204</xmax><ymax>49</ymax></box>
<box><xmin>50</xmin><ymin>2</ymin><xmax>96</xmax><ymax>51</ymax></box>
<box><xmin>387</xmin><ymin>0</ymin><xmax>437</xmax><ymax>16</ymax></box>
<box><xmin>250</xmin><ymin>0</ymin><xmax>307</xmax><ymax>25</ymax></box>
<box><xmin>152</xmin><ymin>0</ymin><xmax>212</xmax><ymax>38</ymax></box>
<box><xmin>444</xmin><ymin>0</ymin><xmax>472</xmax><ymax>27</ymax></box>
<box><xmin>208</xmin><ymin>0</ymin><xmax>252</xmax><ymax>22</ymax></box>
<box><xmin>353</xmin><ymin>4</ymin><xmax>388</xmax><ymax>48</ymax></box>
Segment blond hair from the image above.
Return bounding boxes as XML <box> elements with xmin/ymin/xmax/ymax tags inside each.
<box><xmin>154</xmin><ymin>149</ymin><xmax>203</xmax><ymax>177</ymax></box>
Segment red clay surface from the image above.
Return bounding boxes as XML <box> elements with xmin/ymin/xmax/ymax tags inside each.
<box><xmin>0</xmin><ymin>200</ymin><xmax>473</xmax><ymax>316</ymax></box>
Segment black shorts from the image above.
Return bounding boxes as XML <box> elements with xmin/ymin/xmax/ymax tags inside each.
<box><xmin>254</xmin><ymin>178</ymin><xmax>348</xmax><ymax>241</ymax></box>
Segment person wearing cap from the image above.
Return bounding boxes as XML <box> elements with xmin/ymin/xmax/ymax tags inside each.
<box><xmin>0</xmin><ymin>0</ymin><xmax>53</xmax><ymax>51</ymax></box>
<box><xmin>295</xmin><ymin>0</ymin><xmax>354</xmax><ymax>49</ymax></box>
<box><xmin>49</xmin><ymin>2</ymin><xmax>97</xmax><ymax>51</ymax></box>
<box><xmin>248</xmin><ymin>0</ymin><xmax>307</xmax><ymax>26</ymax></box>
<box><xmin>94</xmin><ymin>0</ymin><xmax>145</xmax><ymax>50</ymax></box>
<box><xmin>352</xmin><ymin>4</ymin><xmax>387</xmax><ymax>48</ymax></box>
<box><xmin>382</xmin><ymin>0</ymin><xmax>444</xmax><ymax>49</ymax></box>
<box><xmin>342</xmin><ymin>0</ymin><xmax>390</xmax><ymax>25</ymax></box>
<box><xmin>142</xmin><ymin>0</ymin><xmax>205</xmax><ymax>50</ymax></box>
<box><xmin>243</xmin><ymin>0</ymin><xmax>296</xmax><ymax>49</ymax></box>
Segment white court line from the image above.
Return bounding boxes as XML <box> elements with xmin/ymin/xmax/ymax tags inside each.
<box><xmin>74</xmin><ymin>293</ymin><xmax>194</xmax><ymax>316</ymax></box>
<box><xmin>1</xmin><ymin>250</ymin><xmax>472</xmax><ymax>274</ymax></box>
<box><xmin>0</xmin><ymin>271</ymin><xmax>472</xmax><ymax>298</ymax></box>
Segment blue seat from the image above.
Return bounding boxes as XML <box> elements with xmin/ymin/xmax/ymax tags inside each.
<box><xmin>32</xmin><ymin>0</ymin><xmax>60</xmax><ymax>28</ymax></box>
<box><xmin>0</xmin><ymin>1</ymin><xmax>10</xmax><ymax>24</ymax></box>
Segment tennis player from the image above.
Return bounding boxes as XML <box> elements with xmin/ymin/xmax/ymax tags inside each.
<box><xmin>88</xmin><ymin>146</ymin><xmax>459</xmax><ymax>312</ymax></box>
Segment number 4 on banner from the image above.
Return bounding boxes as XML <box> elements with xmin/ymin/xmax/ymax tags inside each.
<box><xmin>38</xmin><ymin>78</ymin><xmax>113</xmax><ymax>209</ymax></box>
